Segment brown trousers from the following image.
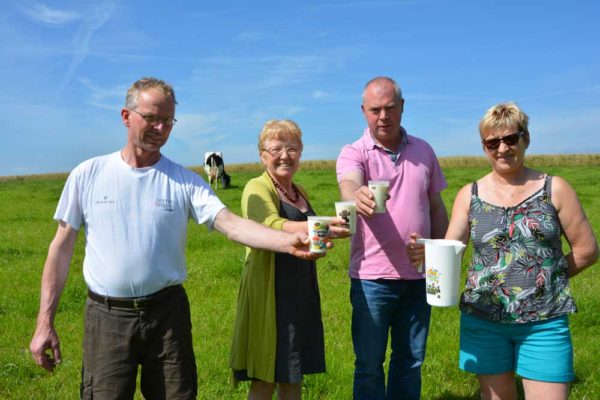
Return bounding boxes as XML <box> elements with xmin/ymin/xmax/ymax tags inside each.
<box><xmin>80</xmin><ymin>285</ymin><xmax>197</xmax><ymax>400</ymax></box>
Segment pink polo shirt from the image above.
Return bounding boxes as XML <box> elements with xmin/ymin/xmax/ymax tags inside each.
<box><xmin>336</xmin><ymin>128</ymin><xmax>447</xmax><ymax>280</ymax></box>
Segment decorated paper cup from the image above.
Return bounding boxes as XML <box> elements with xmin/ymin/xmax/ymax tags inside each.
<box><xmin>334</xmin><ymin>201</ymin><xmax>357</xmax><ymax>234</ymax></box>
<box><xmin>307</xmin><ymin>216</ymin><xmax>332</xmax><ymax>253</ymax></box>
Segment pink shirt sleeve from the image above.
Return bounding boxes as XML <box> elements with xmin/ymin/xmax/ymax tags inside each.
<box><xmin>425</xmin><ymin>142</ymin><xmax>447</xmax><ymax>195</ymax></box>
<box><xmin>336</xmin><ymin>143</ymin><xmax>364</xmax><ymax>183</ymax></box>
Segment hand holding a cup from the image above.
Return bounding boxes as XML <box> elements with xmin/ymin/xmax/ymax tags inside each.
<box><xmin>288</xmin><ymin>230</ymin><xmax>329</xmax><ymax>260</ymax></box>
<box><xmin>334</xmin><ymin>201</ymin><xmax>357</xmax><ymax>235</ymax></box>
<box><xmin>368</xmin><ymin>181</ymin><xmax>390</xmax><ymax>213</ymax></box>
<box><xmin>353</xmin><ymin>181</ymin><xmax>390</xmax><ymax>217</ymax></box>
<box><xmin>354</xmin><ymin>186</ymin><xmax>379</xmax><ymax>217</ymax></box>
<box><xmin>328</xmin><ymin>216</ymin><xmax>352</xmax><ymax>239</ymax></box>
<box><xmin>354</xmin><ymin>186</ymin><xmax>373</xmax><ymax>217</ymax></box>
<box><xmin>307</xmin><ymin>216</ymin><xmax>335</xmax><ymax>253</ymax></box>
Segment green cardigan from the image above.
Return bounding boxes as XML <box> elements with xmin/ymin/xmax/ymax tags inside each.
<box><xmin>229</xmin><ymin>172</ymin><xmax>309</xmax><ymax>384</ymax></box>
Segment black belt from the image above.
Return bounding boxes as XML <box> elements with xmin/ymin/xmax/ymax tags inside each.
<box><xmin>87</xmin><ymin>285</ymin><xmax>182</xmax><ymax>310</ymax></box>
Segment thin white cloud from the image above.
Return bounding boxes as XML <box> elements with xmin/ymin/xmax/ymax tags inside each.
<box><xmin>248</xmin><ymin>105</ymin><xmax>304</xmax><ymax>125</ymax></box>
<box><xmin>192</xmin><ymin>53</ymin><xmax>334</xmax><ymax>90</ymax></box>
<box><xmin>172</xmin><ymin>113</ymin><xmax>222</xmax><ymax>140</ymax></box>
<box><xmin>304</xmin><ymin>1</ymin><xmax>419</xmax><ymax>12</ymax></box>
<box><xmin>409</xmin><ymin>93</ymin><xmax>488</xmax><ymax>102</ymax></box>
<box><xmin>313</xmin><ymin>90</ymin><xmax>328</xmax><ymax>99</ymax></box>
<box><xmin>286</xmin><ymin>106</ymin><xmax>304</xmax><ymax>115</ymax></box>
<box><xmin>262</xmin><ymin>55</ymin><xmax>329</xmax><ymax>87</ymax></box>
<box><xmin>515</xmin><ymin>86</ymin><xmax>600</xmax><ymax>102</ymax></box>
<box><xmin>530</xmin><ymin>107</ymin><xmax>600</xmax><ymax>152</ymax></box>
<box><xmin>411</xmin><ymin>86</ymin><xmax>600</xmax><ymax>119</ymax></box>
<box><xmin>55</xmin><ymin>1</ymin><xmax>117</xmax><ymax>98</ymax></box>
<box><xmin>236</xmin><ymin>30</ymin><xmax>266</xmax><ymax>42</ymax></box>
<box><xmin>273</xmin><ymin>105</ymin><xmax>304</xmax><ymax>116</ymax></box>
<box><xmin>425</xmin><ymin>106</ymin><xmax>600</xmax><ymax>157</ymax></box>
<box><xmin>21</xmin><ymin>2</ymin><xmax>81</xmax><ymax>25</ymax></box>
<box><xmin>78</xmin><ymin>77</ymin><xmax>126</xmax><ymax>111</ymax></box>
<box><xmin>438</xmin><ymin>117</ymin><xmax>472</xmax><ymax>126</ymax></box>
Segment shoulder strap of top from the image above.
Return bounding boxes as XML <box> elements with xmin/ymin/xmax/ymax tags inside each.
<box><xmin>471</xmin><ymin>181</ymin><xmax>478</xmax><ymax>196</ymax></box>
<box><xmin>544</xmin><ymin>174</ymin><xmax>553</xmax><ymax>200</ymax></box>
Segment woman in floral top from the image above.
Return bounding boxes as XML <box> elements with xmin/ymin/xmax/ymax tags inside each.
<box><xmin>412</xmin><ymin>102</ymin><xmax>598</xmax><ymax>400</ymax></box>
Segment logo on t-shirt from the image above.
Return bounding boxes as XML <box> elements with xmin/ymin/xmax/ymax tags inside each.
<box><xmin>95</xmin><ymin>195</ymin><xmax>115</xmax><ymax>205</ymax></box>
<box><xmin>155</xmin><ymin>198</ymin><xmax>174</xmax><ymax>212</ymax></box>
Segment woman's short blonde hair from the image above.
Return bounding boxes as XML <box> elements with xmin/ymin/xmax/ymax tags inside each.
<box><xmin>479</xmin><ymin>102</ymin><xmax>530</xmax><ymax>143</ymax></box>
<box><xmin>258</xmin><ymin>119</ymin><xmax>303</xmax><ymax>152</ymax></box>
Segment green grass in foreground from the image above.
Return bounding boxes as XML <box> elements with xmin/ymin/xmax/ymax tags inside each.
<box><xmin>0</xmin><ymin>159</ymin><xmax>599</xmax><ymax>399</ymax></box>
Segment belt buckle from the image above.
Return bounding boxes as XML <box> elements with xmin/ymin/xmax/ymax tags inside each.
<box><xmin>133</xmin><ymin>298</ymin><xmax>143</xmax><ymax>310</ymax></box>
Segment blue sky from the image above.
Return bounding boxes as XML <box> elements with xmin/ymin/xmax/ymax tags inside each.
<box><xmin>1</xmin><ymin>1</ymin><xmax>599</xmax><ymax>177</ymax></box>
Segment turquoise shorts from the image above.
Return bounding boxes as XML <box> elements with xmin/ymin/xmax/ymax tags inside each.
<box><xmin>459</xmin><ymin>312</ymin><xmax>574</xmax><ymax>383</ymax></box>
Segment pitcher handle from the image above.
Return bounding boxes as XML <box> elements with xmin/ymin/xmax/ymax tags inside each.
<box><xmin>414</xmin><ymin>239</ymin><xmax>427</xmax><ymax>273</ymax></box>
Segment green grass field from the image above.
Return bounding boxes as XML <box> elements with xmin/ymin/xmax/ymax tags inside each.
<box><xmin>1</xmin><ymin>157</ymin><xmax>599</xmax><ymax>399</ymax></box>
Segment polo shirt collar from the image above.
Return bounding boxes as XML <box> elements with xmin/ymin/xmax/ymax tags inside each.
<box><xmin>364</xmin><ymin>126</ymin><xmax>409</xmax><ymax>161</ymax></box>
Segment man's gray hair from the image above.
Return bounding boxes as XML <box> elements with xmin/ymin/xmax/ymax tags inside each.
<box><xmin>125</xmin><ymin>77</ymin><xmax>177</xmax><ymax>110</ymax></box>
<box><xmin>362</xmin><ymin>76</ymin><xmax>403</xmax><ymax>103</ymax></box>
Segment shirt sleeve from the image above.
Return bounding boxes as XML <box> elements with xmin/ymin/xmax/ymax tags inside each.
<box><xmin>336</xmin><ymin>144</ymin><xmax>364</xmax><ymax>183</ymax></box>
<box><xmin>54</xmin><ymin>167</ymin><xmax>84</xmax><ymax>230</ymax></box>
<box><xmin>425</xmin><ymin>143</ymin><xmax>448</xmax><ymax>196</ymax></box>
<box><xmin>188</xmin><ymin>173</ymin><xmax>226</xmax><ymax>229</ymax></box>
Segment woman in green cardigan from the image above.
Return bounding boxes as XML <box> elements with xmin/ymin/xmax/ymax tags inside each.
<box><xmin>230</xmin><ymin>119</ymin><xmax>348</xmax><ymax>399</ymax></box>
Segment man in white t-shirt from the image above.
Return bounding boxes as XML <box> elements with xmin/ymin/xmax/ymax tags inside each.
<box><xmin>29</xmin><ymin>77</ymin><xmax>323</xmax><ymax>400</ymax></box>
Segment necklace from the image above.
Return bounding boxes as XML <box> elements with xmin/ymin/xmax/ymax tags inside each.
<box><xmin>267</xmin><ymin>172</ymin><xmax>299</xmax><ymax>202</ymax></box>
<box><xmin>491</xmin><ymin>170</ymin><xmax>529</xmax><ymax>198</ymax></box>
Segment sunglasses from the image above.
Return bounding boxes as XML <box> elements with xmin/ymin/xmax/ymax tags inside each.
<box><xmin>482</xmin><ymin>131</ymin><xmax>525</xmax><ymax>150</ymax></box>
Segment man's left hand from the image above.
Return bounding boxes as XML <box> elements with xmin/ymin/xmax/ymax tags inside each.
<box><xmin>287</xmin><ymin>231</ymin><xmax>330</xmax><ymax>260</ymax></box>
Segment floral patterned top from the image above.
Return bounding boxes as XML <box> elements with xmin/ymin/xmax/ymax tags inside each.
<box><xmin>459</xmin><ymin>175</ymin><xmax>576</xmax><ymax>323</ymax></box>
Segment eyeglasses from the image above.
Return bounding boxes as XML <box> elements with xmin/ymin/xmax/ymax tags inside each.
<box><xmin>262</xmin><ymin>146</ymin><xmax>301</xmax><ymax>157</ymax></box>
<box><xmin>129</xmin><ymin>109</ymin><xmax>177</xmax><ymax>127</ymax></box>
<box><xmin>482</xmin><ymin>131</ymin><xmax>525</xmax><ymax>150</ymax></box>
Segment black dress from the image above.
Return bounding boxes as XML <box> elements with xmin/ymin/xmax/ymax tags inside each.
<box><xmin>233</xmin><ymin>200</ymin><xmax>326</xmax><ymax>384</ymax></box>
<box><xmin>274</xmin><ymin>201</ymin><xmax>326</xmax><ymax>383</ymax></box>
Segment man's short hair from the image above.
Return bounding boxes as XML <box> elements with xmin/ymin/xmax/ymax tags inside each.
<box><xmin>362</xmin><ymin>76</ymin><xmax>403</xmax><ymax>103</ymax></box>
<box><xmin>125</xmin><ymin>77</ymin><xmax>177</xmax><ymax>110</ymax></box>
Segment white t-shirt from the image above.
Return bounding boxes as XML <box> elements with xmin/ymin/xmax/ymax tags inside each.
<box><xmin>55</xmin><ymin>151</ymin><xmax>226</xmax><ymax>297</ymax></box>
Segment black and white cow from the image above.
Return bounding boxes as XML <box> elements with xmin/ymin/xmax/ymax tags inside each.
<box><xmin>204</xmin><ymin>152</ymin><xmax>230</xmax><ymax>190</ymax></box>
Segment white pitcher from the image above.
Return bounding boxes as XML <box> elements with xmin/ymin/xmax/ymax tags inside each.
<box><xmin>417</xmin><ymin>239</ymin><xmax>466</xmax><ymax>307</ymax></box>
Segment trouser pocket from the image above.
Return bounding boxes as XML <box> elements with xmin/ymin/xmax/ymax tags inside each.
<box><xmin>80</xmin><ymin>370</ymin><xmax>93</xmax><ymax>400</ymax></box>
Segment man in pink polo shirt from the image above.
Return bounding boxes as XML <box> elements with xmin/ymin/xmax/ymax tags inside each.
<box><xmin>336</xmin><ymin>76</ymin><xmax>449</xmax><ymax>400</ymax></box>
